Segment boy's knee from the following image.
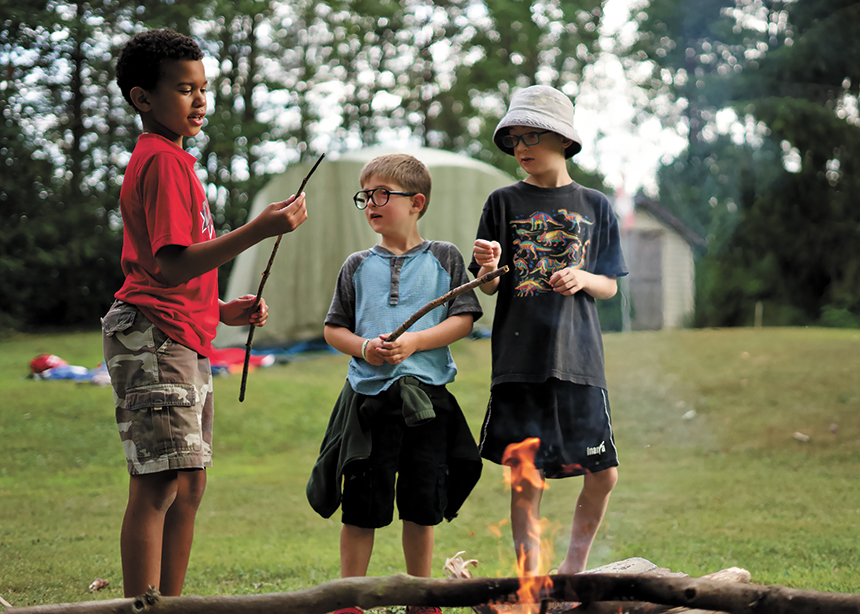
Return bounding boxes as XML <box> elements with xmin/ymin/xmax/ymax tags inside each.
<box><xmin>584</xmin><ymin>466</ymin><xmax>617</xmax><ymax>496</ymax></box>
<box><xmin>129</xmin><ymin>471</ymin><xmax>180</xmax><ymax>512</ymax></box>
<box><xmin>178</xmin><ymin>469</ymin><xmax>207</xmax><ymax>506</ymax></box>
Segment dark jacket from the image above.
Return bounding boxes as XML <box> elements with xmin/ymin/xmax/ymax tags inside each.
<box><xmin>306</xmin><ymin>377</ymin><xmax>482</xmax><ymax>520</ymax></box>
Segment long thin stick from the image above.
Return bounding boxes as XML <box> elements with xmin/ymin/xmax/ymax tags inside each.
<box><xmin>239</xmin><ymin>153</ymin><xmax>325</xmax><ymax>402</ymax></box>
<box><xmin>386</xmin><ymin>265</ymin><xmax>509</xmax><ymax>342</ymax></box>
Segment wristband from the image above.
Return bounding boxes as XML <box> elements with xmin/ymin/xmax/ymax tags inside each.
<box><xmin>361</xmin><ymin>338</ymin><xmax>370</xmax><ymax>361</ymax></box>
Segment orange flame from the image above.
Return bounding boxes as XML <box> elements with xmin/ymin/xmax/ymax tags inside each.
<box><xmin>502</xmin><ymin>438</ymin><xmax>553</xmax><ymax>612</ymax></box>
<box><xmin>502</xmin><ymin>438</ymin><xmax>547</xmax><ymax>493</ymax></box>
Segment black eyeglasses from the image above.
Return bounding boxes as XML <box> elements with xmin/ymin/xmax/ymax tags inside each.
<box><xmin>353</xmin><ymin>187</ymin><xmax>418</xmax><ymax>210</ymax></box>
<box><xmin>501</xmin><ymin>130</ymin><xmax>551</xmax><ymax>148</ymax></box>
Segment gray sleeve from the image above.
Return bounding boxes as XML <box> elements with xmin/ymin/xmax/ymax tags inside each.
<box><xmin>429</xmin><ymin>241</ymin><xmax>483</xmax><ymax>322</ymax></box>
<box><xmin>324</xmin><ymin>250</ymin><xmax>370</xmax><ymax>330</ymax></box>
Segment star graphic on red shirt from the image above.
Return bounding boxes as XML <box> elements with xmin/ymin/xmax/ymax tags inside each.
<box><xmin>200</xmin><ymin>205</ymin><xmax>214</xmax><ymax>240</ymax></box>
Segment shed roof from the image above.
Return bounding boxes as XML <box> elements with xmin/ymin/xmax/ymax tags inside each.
<box><xmin>634</xmin><ymin>193</ymin><xmax>708</xmax><ymax>249</ymax></box>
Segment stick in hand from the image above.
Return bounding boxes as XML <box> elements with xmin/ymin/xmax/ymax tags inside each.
<box><xmin>239</xmin><ymin>153</ymin><xmax>326</xmax><ymax>402</ymax></box>
<box><xmin>386</xmin><ymin>265</ymin><xmax>509</xmax><ymax>343</ymax></box>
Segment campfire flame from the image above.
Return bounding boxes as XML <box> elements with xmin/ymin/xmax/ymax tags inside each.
<box><xmin>502</xmin><ymin>438</ymin><xmax>554</xmax><ymax>612</ymax></box>
<box><xmin>502</xmin><ymin>438</ymin><xmax>547</xmax><ymax>493</ymax></box>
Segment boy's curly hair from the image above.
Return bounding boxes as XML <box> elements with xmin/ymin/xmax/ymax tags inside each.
<box><xmin>359</xmin><ymin>154</ymin><xmax>433</xmax><ymax>218</ymax></box>
<box><xmin>116</xmin><ymin>29</ymin><xmax>203</xmax><ymax>108</ymax></box>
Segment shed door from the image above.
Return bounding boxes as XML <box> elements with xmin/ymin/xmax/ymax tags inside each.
<box><xmin>629</xmin><ymin>230</ymin><xmax>663</xmax><ymax>330</ymax></box>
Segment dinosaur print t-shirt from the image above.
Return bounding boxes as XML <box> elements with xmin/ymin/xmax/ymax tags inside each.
<box><xmin>470</xmin><ymin>181</ymin><xmax>628</xmax><ymax>388</ymax></box>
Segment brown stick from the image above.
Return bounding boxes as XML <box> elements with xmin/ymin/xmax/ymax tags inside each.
<box><xmin>386</xmin><ymin>265</ymin><xmax>509</xmax><ymax>342</ymax></box>
<box><xmin>9</xmin><ymin>573</ymin><xmax>860</xmax><ymax>614</ymax></box>
<box><xmin>239</xmin><ymin>153</ymin><xmax>325</xmax><ymax>402</ymax></box>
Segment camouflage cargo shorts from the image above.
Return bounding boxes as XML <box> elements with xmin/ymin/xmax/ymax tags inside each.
<box><xmin>102</xmin><ymin>300</ymin><xmax>214</xmax><ymax>475</ymax></box>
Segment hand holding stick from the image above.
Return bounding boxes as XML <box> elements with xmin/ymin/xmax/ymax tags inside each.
<box><xmin>239</xmin><ymin>153</ymin><xmax>326</xmax><ymax>402</ymax></box>
<box><xmin>386</xmin><ymin>265</ymin><xmax>509</xmax><ymax>343</ymax></box>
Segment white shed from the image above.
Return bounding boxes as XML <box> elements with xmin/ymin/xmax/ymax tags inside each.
<box><xmin>624</xmin><ymin>194</ymin><xmax>707</xmax><ymax>330</ymax></box>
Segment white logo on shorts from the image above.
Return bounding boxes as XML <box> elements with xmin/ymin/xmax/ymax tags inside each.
<box><xmin>586</xmin><ymin>441</ymin><xmax>606</xmax><ymax>456</ymax></box>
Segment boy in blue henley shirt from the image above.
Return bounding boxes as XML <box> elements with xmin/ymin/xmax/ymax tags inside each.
<box><xmin>307</xmin><ymin>154</ymin><xmax>482</xmax><ymax>614</ymax></box>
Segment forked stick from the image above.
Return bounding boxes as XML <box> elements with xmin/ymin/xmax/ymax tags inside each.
<box><xmin>386</xmin><ymin>265</ymin><xmax>509</xmax><ymax>342</ymax></box>
<box><xmin>239</xmin><ymin>153</ymin><xmax>325</xmax><ymax>402</ymax></box>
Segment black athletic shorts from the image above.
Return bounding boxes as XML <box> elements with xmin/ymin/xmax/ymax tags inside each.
<box><xmin>479</xmin><ymin>378</ymin><xmax>618</xmax><ymax>479</ymax></box>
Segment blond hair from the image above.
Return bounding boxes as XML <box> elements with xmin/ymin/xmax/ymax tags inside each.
<box><xmin>359</xmin><ymin>154</ymin><xmax>432</xmax><ymax>218</ymax></box>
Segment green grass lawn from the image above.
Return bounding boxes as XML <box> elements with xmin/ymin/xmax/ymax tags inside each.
<box><xmin>2</xmin><ymin>327</ymin><xmax>860</xmax><ymax>610</ymax></box>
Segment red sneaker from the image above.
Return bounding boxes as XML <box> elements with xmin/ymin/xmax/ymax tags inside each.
<box><xmin>332</xmin><ymin>608</ymin><xmax>363</xmax><ymax>614</ymax></box>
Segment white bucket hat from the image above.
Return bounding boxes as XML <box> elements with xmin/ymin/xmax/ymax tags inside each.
<box><xmin>493</xmin><ymin>85</ymin><xmax>582</xmax><ymax>158</ymax></box>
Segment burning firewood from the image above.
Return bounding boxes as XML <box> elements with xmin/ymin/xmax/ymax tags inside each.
<box><xmin>442</xmin><ymin>555</ymin><xmax>754</xmax><ymax>614</ymax></box>
<box><xmin>9</xmin><ymin>569</ymin><xmax>860</xmax><ymax>614</ymax></box>
<box><xmin>444</xmin><ymin>552</ymin><xmax>518</xmax><ymax>614</ymax></box>
<box><xmin>444</xmin><ymin>551</ymin><xmax>566</xmax><ymax>614</ymax></box>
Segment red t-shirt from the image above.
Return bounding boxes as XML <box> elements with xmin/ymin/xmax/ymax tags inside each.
<box><xmin>115</xmin><ymin>133</ymin><xmax>219</xmax><ymax>356</ymax></box>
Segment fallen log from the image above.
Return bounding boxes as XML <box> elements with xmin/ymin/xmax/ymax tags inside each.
<box><xmin>7</xmin><ymin>572</ymin><xmax>860</xmax><ymax>614</ymax></box>
<box><xmin>4</xmin><ymin>576</ymin><xmax>521</xmax><ymax>614</ymax></box>
<box><xmin>571</xmin><ymin>566</ymin><xmax>751</xmax><ymax>614</ymax></box>
<box><xmin>551</xmin><ymin>572</ymin><xmax>860</xmax><ymax>614</ymax></box>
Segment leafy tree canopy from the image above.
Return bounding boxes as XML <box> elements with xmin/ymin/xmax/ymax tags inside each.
<box><xmin>2</xmin><ymin>0</ymin><xmax>611</xmax><ymax>330</ymax></box>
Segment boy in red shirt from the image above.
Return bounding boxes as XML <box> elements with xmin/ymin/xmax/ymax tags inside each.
<box><xmin>102</xmin><ymin>29</ymin><xmax>308</xmax><ymax>597</ymax></box>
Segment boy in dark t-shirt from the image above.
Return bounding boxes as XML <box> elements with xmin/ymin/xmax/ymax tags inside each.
<box><xmin>470</xmin><ymin>85</ymin><xmax>628</xmax><ymax>577</ymax></box>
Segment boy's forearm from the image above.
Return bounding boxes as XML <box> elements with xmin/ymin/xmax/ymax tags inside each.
<box><xmin>324</xmin><ymin>324</ymin><xmax>363</xmax><ymax>358</ymax></box>
<box><xmin>407</xmin><ymin>314</ymin><xmax>474</xmax><ymax>351</ymax></box>
<box><xmin>156</xmin><ymin>221</ymin><xmax>267</xmax><ymax>286</ymax></box>
<box><xmin>584</xmin><ymin>274</ymin><xmax>618</xmax><ymax>300</ymax></box>
<box><xmin>325</xmin><ymin>315</ymin><xmax>473</xmax><ymax>360</ymax></box>
<box><xmin>476</xmin><ymin>265</ymin><xmax>500</xmax><ymax>295</ymax></box>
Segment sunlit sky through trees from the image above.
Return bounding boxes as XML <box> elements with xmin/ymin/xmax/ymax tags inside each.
<box><xmin>570</xmin><ymin>0</ymin><xmax>687</xmax><ymax>195</ymax></box>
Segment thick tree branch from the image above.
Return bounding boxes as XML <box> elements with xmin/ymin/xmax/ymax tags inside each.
<box><xmin>7</xmin><ymin>572</ymin><xmax>860</xmax><ymax>614</ymax></box>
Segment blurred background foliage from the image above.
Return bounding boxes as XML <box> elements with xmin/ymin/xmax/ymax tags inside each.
<box><xmin>1</xmin><ymin>0</ymin><xmax>858</xmax><ymax>331</ymax></box>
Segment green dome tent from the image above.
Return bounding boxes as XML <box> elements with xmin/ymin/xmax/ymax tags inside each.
<box><xmin>216</xmin><ymin>146</ymin><xmax>514</xmax><ymax>348</ymax></box>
